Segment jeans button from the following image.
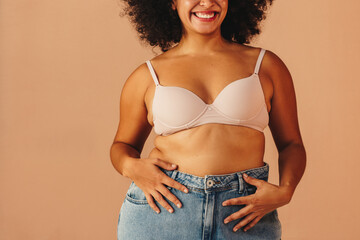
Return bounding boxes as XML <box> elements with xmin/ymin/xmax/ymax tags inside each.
<box><xmin>206</xmin><ymin>179</ymin><xmax>215</xmax><ymax>187</ymax></box>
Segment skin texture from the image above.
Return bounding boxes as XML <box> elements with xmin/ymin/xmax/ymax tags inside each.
<box><xmin>110</xmin><ymin>0</ymin><xmax>306</xmax><ymax>233</ymax></box>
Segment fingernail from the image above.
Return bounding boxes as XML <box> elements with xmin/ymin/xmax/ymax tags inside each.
<box><xmin>243</xmin><ymin>229</ymin><xmax>247</xmax><ymax>232</ymax></box>
<box><xmin>168</xmin><ymin>208</ymin><xmax>173</xmax><ymax>213</ymax></box>
<box><xmin>222</xmin><ymin>202</ymin><xmax>227</xmax><ymax>206</ymax></box>
<box><xmin>243</xmin><ymin>173</ymin><xmax>248</xmax><ymax>178</ymax></box>
<box><xmin>176</xmin><ymin>203</ymin><xmax>182</xmax><ymax>208</ymax></box>
<box><xmin>156</xmin><ymin>210</ymin><xmax>160</xmax><ymax>214</ymax></box>
<box><xmin>224</xmin><ymin>219</ymin><xmax>229</xmax><ymax>224</ymax></box>
<box><xmin>233</xmin><ymin>228</ymin><xmax>238</xmax><ymax>232</ymax></box>
<box><xmin>183</xmin><ymin>188</ymin><xmax>189</xmax><ymax>193</ymax></box>
<box><xmin>172</xmin><ymin>164</ymin><xmax>177</xmax><ymax>167</ymax></box>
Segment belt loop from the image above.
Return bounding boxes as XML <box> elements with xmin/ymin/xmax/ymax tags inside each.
<box><xmin>237</xmin><ymin>173</ymin><xmax>244</xmax><ymax>194</ymax></box>
<box><xmin>166</xmin><ymin>170</ymin><xmax>178</xmax><ymax>190</ymax></box>
<box><xmin>170</xmin><ymin>170</ymin><xmax>178</xmax><ymax>180</ymax></box>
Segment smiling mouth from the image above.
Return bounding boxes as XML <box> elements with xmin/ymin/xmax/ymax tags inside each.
<box><xmin>192</xmin><ymin>11</ymin><xmax>219</xmax><ymax>19</ymax></box>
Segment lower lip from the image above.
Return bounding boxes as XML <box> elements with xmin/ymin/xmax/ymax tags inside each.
<box><xmin>192</xmin><ymin>13</ymin><xmax>218</xmax><ymax>22</ymax></box>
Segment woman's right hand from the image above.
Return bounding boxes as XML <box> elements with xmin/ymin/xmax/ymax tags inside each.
<box><xmin>125</xmin><ymin>157</ymin><xmax>189</xmax><ymax>214</ymax></box>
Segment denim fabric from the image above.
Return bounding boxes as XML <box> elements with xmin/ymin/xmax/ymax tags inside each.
<box><xmin>117</xmin><ymin>161</ymin><xmax>282</xmax><ymax>240</ymax></box>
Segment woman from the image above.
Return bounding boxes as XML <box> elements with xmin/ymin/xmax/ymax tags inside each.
<box><xmin>110</xmin><ymin>0</ymin><xmax>306</xmax><ymax>239</ymax></box>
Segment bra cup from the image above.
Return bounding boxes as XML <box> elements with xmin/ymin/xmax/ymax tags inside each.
<box><xmin>259</xmin><ymin>105</ymin><xmax>269</xmax><ymax>127</ymax></box>
<box><xmin>153</xmin><ymin>119</ymin><xmax>176</xmax><ymax>136</ymax></box>
<box><xmin>153</xmin><ymin>87</ymin><xmax>206</xmax><ymax>127</ymax></box>
<box><xmin>213</xmin><ymin>77</ymin><xmax>265</xmax><ymax>119</ymax></box>
<box><xmin>246</xmin><ymin>104</ymin><xmax>269</xmax><ymax>131</ymax></box>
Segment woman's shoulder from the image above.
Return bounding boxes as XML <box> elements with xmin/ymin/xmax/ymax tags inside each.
<box><xmin>120</xmin><ymin>59</ymin><xmax>158</xmax><ymax>95</ymax></box>
<box><xmin>261</xmin><ymin>47</ymin><xmax>287</xmax><ymax>67</ymax></box>
<box><xmin>227</xmin><ymin>44</ymin><xmax>285</xmax><ymax>76</ymax></box>
<box><xmin>260</xmin><ymin>48</ymin><xmax>293</xmax><ymax>84</ymax></box>
<box><xmin>232</xmin><ymin>45</ymin><xmax>293</xmax><ymax>87</ymax></box>
<box><xmin>239</xmin><ymin>44</ymin><xmax>284</xmax><ymax>63</ymax></box>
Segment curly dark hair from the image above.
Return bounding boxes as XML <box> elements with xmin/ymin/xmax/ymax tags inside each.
<box><xmin>120</xmin><ymin>0</ymin><xmax>274</xmax><ymax>52</ymax></box>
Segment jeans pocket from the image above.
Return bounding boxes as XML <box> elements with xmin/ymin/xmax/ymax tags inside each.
<box><xmin>125</xmin><ymin>182</ymin><xmax>149</xmax><ymax>205</ymax></box>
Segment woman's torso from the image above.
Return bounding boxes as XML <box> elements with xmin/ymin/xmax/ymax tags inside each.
<box><xmin>144</xmin><ymin>44</ymin><xmax>273</xmax><ymax>177</ymax></box>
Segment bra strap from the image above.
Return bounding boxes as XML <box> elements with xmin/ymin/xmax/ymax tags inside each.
<box><xmin>254</xmin><ymin>48</ymin><xmax>266</xmax><ymax>75</ymax></box>
<box><xmin>145</xmin><ymin>60</ymin><xmax>160</xmax><ymax>86</ymax></box>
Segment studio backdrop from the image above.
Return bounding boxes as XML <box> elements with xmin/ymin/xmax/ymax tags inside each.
<box><xmin>1</xmin><ymin>0</ymin><xmax>359</xmax><ymax>239</ymax></box>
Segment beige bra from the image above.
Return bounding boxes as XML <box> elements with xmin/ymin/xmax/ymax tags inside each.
<box><xmin>146</xmin><ymin>48</ymin><xmax>269</xmax><ymax>136</ymax></box>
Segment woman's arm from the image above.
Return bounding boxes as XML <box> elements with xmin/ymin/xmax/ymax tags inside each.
<box><xmin>109</xmin><ymin>63</ymin><xmax>189</xmax><ymax>214</ymax></box>
<box><xmin>266</xmin><ymin>50</ymin><xmax>306</xmax><ymax>200</ymax></box>
<box><xmin>110</xmin><ymin>63</ymin><xmax>153</xmax><ymax>177</ymax></box>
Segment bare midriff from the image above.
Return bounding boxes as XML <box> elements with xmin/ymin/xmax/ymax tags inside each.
<box><xmin>147</xmin><ymin>123</ymin><xmax>266</xmax><ymax>177</ymax></box>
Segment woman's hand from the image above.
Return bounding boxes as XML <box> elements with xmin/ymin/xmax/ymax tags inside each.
<box><xmin>222</xmin><ymin>173</ymin><xmax>293</xmax><ymax>232</ymax></box>
<box><xmin>125</xmin><ymin>158</ymin><xmax>189</xmax><ymax>214</ymax></box>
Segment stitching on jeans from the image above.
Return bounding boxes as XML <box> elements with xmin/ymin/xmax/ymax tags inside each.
<box><xmin>125</xmin><ymin>195</ymin><xmax>149</xmax><ymax>205</ymax></box>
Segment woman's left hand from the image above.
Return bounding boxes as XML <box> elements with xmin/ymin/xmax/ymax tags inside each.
<box><xmin>222</xmin><ymin>173</ymin><xmax>293</xmax><ymax>232</ymax></box>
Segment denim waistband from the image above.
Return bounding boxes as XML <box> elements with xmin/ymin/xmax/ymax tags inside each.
<box><xmin>161</xmin><ymin>162</ymin><xmax>269</xmax><ymax>194</ymax></box>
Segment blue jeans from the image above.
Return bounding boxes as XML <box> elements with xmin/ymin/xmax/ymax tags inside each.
<box><xmin>117</xmin><ymin>161</ymin><xmax>282</xmax><ymax>239</ymax></box>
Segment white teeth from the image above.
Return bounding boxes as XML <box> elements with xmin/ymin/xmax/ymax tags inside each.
<box><xmin>194</xmin><ymin>12</ymin><xmax>216</xmax><ymax>18</ymax></box>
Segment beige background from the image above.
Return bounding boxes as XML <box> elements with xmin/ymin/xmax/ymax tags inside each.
<box><xmin>1</xmin><ymin>0</ymin><xmax>360</xmax><ymax>239</ymax></box>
